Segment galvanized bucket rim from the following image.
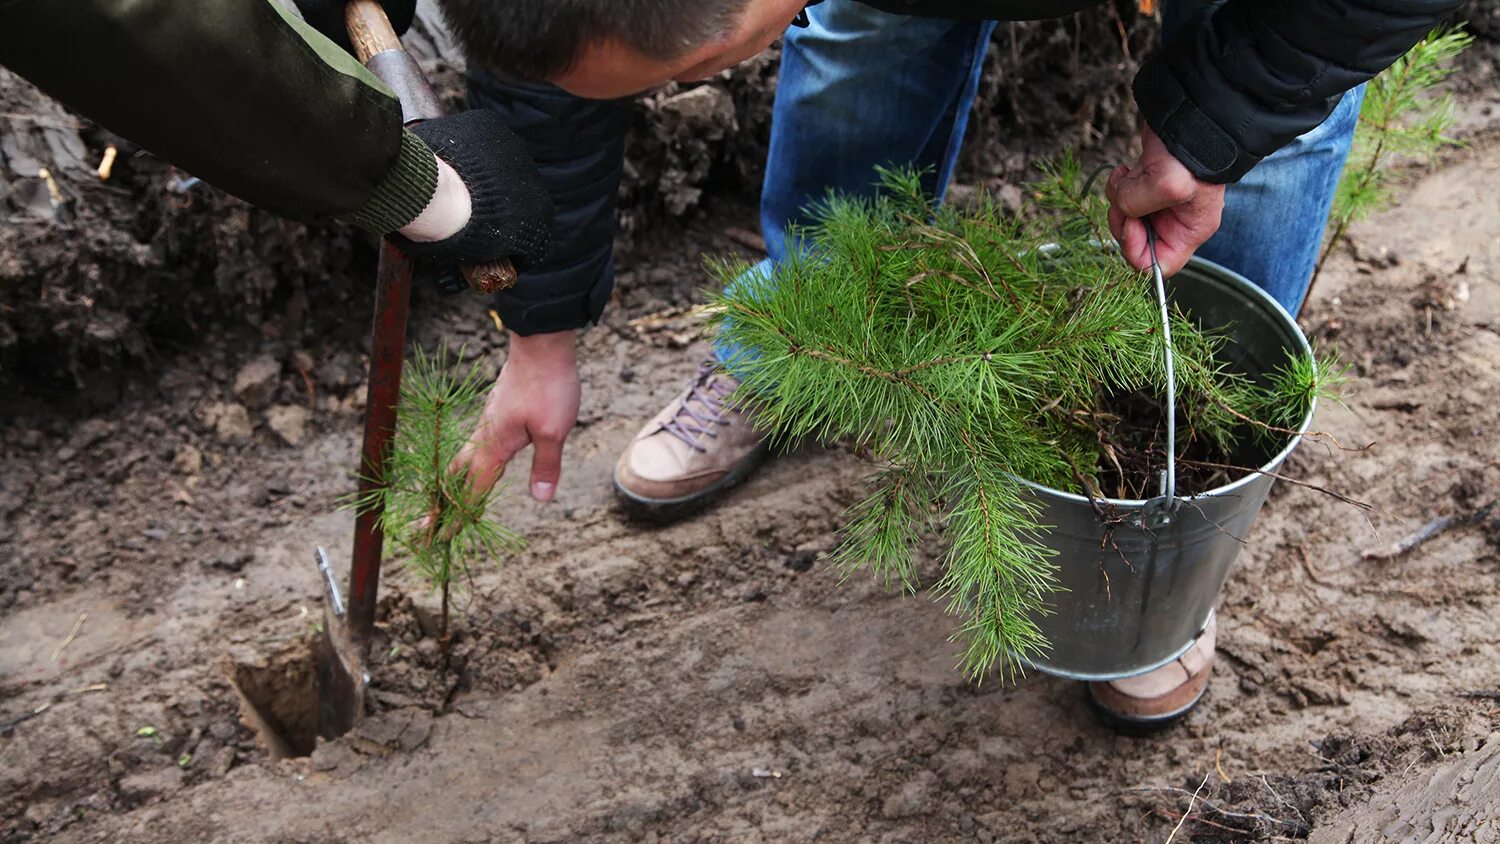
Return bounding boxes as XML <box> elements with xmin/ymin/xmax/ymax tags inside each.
<box><xmin>1013</xmin><ymin>255</ymin><xmax>1316</xmax><ymax>508</ymax></box>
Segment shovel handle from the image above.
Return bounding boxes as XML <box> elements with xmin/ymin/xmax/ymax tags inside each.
<box><xmin>344</xmin><ymin>0</ymin><xmax>403</xmax><ymax>57</ymax></box>
<box><xmin>344</xmin><ymin>0</ymin><xmax>519</xmax><ymax>296</ymax></box>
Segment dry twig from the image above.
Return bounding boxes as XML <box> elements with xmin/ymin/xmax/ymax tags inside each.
<box><xmin>1361</xmin><ymin>500</ymin><xmax>1496</xmax><ymax>560</ymax></box>
<box><xmin>50</xmin><ymin>612</ymin><xmax>87</xmax><ymax>662</ymax></box>
<box><xmin>1177</xmin><ymin>458</ymin><xmax>1373</xmax><ymax>513</ymax></box>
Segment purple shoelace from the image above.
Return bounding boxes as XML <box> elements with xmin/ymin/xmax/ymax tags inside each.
<box><xmin>662</xmin><ymin>363</ymin><xmax>734</xmax><ymax>452</ymax></box>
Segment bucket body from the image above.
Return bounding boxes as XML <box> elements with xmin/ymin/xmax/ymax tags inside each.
<box><xmin>1022</xmin><ymin>257</ymin><xmax>1314</xmax><ymax>681</ymax></box>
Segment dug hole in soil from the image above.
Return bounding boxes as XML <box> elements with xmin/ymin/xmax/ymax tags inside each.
<box><xmin>3</xmin><ymin>5</ymin><xmax>1500</xmax><ymax>843</ymax></box>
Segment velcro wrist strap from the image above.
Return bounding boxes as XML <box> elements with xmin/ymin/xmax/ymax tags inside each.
<box><xmin>1133</xmin><ymin>58</ymin><xmax>1260</xmax><ymax>185</ymax></box>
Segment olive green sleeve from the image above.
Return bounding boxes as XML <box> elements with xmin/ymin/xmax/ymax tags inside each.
<box><xmin>0</xmin><ymin>0</ymin><xmax>437</xmax><ymax>234</ymax></box>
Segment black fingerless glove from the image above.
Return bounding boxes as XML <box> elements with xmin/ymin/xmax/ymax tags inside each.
<box><xmin>391</xmin><ymin>110</ymin><xmax>555</xmax><ymax>273</ymax></box>
<box><xmin>292</xmin><ymin>0</ymin><xmax>416</xmax><ymax>53</ymax></box>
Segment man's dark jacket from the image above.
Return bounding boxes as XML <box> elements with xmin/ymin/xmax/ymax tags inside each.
<box><xmin>0</xmin><ymin>0</ymin><xmax>1462</xmax><ymax>334</ymax></box>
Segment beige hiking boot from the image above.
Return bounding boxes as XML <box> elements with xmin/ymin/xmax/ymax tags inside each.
<box><xmin>614</xmin><ymin>361</ymin><xmax>772</xmax><ymax>520</ymax></box>
<box><xmin>1087</xmin><ymin>614</ymin><xmax>1217</xmax><ymax>735</ymax></box>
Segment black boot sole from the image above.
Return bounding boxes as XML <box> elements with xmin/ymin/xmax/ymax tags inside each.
<box><xmin>1085</xmin><ymin>682</ymin><xmax>1207</xmax><ymax>738</ymax></box>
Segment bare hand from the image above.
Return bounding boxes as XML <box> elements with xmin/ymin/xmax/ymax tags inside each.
<box><xmin>1106</xmin><ymin>125</ymin><xmax>1226</xmax><ymax>276</ymax></box>
<box><xmin>453</xmin><ymin>330</ymin><xmax>581</xmax><ymax>503</ymax></box>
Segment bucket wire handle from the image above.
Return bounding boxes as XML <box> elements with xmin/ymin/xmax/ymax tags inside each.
<box><xmin>1145</xmin><ymin>220</ymin><xmax>1178</xmax><ymax>506</ymax></box>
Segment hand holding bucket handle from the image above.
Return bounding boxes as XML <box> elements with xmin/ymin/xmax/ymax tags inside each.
<box><xmin>1145</xmin><ymin>218</ymin><xmax>1181</xmax><ymax>523</ymax></box>
<box><xmin>343</xmin><ymin>0</ymin><xmax>519</xmax><ymax>295</ymax></box>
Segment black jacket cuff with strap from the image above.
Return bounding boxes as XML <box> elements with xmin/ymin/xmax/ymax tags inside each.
<box><xmin>1134</xmin><ymin>0</ymin><xmax>1463</xmax><ymax>185</ymax></box>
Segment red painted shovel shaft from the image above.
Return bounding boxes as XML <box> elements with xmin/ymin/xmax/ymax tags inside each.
<box><xmin>348</xmin><ymin>242</ymin><xmax>412</xmax><ymax>640</ymax></box>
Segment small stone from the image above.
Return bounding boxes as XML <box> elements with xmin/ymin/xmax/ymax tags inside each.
<box><xmin>69</xmin><ymin>418</ymin><xmax>115</xmax><ymax>450</ymax></box>
<box><xmin>208</xmin><ymin>746</ymin><xmax>236</xmax><ymax>778</ymax></box>
<box><xmin>172</xmin><ymin>444</ymin><xmax>203</xmax><ymax>476</ymax></box>
<box><xmin>347</xmin><ymin>708</ymin><xmax>427</xmax><ymax>758</ymax></box>
<box><xmin>202</xmin><ymin>552</ymin><xmax>250</xmax><ymax>573</ymax></box>
<box><xmin>399</xmin><ymin>709</ymin><xmax>433</xmax><ymax>753</ymax></box>
<box><xmin>117</xmin><ymin>766</ymin><xmax>185</xmax><ymax>803</ymax></box>
<box><xmin>264</xmin><ymin>405</ymin><xmax>309</xmax><ymax>447</ymax></box>
<box><xmin>189</xmin><ymin>737</ymin><xmax>219</xmax><ymax>769</ymax></box>
<box><xmin>997</xmin><ymin>183</ymin><xmax>1025</xmax><ymax>214</ymax></box>
<box><xmin>783</xmin><ymin>546</ymin><xmax>818</xmax><ymax>573</ymax></box>
<box><xmin>658</xmin><ymin>86</ymin><xmax>736</xmax><ymax>138</ymax></box>
<box><xmin>370</xmin><ymin>689</ymin><xmax>419</xmax><ymax>709</ymax></box>
<box><xmin>233</xmin><ymin>357</ymin><xmax>281</xmax><ymax>408</ymax></box>
<box><xmin>212</xmin><ymin>404</ymin><xmax>253</xmax><ymax>444</ymax></box>
<box><xmin>880</xmin><ymin>772</ymin><xmax>937</xmax><ymax>819</ymax></box>
<box><xmin>311</xmin><ymin>740</ymin><xmax>358</xmax><ymax>773</ymax></box>
<box><xmin>143</xmin><ymin>528</ymin><xmax>168</xmax><ymax>541</ymax></box>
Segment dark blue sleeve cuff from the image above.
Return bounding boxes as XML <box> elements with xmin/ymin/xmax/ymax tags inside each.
<box><xmin>466</xmin><ymin>70</ymin><xmax>628</xmax><ymax>334</ymax></box>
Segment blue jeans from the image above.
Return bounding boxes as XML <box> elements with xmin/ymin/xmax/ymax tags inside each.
<box><xmin>717</xmin><ymin>0</ymin><xmax>1363</xmax><ymax>367</ymax></box>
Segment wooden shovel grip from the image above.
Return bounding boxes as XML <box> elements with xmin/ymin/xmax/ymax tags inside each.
<box><xmin>344</xmin><ymin>0</ymin><xmax>403</xmax><ymax>57</ymax></box>
<box><xmin>344</xmin><ymin>0</ymin><xmax>519</xmax><ymax>297</ymax></box>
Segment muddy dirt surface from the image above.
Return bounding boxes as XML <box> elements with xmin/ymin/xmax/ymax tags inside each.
<box><xmin>5</xmin><ymin>13</ymin><xmax>1500</xmax><ymax>844</ymax></box>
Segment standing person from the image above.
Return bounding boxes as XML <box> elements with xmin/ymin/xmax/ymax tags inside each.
<box><xmin>3</xmin><ymin>0</ymin><xmax>1458</xmax><ymax>730</ymax></box>
<box><xmin>431</xmin><ymin>0</ymin><xmax>1454</xmax><ymax>731</ymax></box>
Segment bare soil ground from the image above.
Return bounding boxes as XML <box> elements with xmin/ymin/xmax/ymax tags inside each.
<box><xmin>5</xmin><ymin>29</ymin><xmax>1500</xmax><ymax>844</ymax></box>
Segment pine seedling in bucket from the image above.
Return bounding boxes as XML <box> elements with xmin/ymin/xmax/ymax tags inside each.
<box><xmin>350</xmin><ymin>347</ymin><xmax>522</xmax><ymax>649</ymax></box>
<box><xmin>710</xmin><ymin>163</ymin><xmax>1340</xmax><ymax>680</ymax></box>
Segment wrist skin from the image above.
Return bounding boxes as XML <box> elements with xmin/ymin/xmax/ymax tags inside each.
<box><xmin>506</xmin><ymin>328</ymin><xmax>577</xmax><ymax>364</ymax></box>
<box><xmin>397</xmin><ymin>156</ymin><xmax>472</xmax><ymax>242</ymax></box>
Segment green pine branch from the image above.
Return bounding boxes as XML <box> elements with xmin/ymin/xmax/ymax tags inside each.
<box><xmin>711</xmin><ymin>162</ymin><xmax>1336</xmax><ymax>680</ymax></box>
<box><xmin>1314</xmin><ymin>27</ymin><xmax>1472</xmax><ymax>285</ymax></box>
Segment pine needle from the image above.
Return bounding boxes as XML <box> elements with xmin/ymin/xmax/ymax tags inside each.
<box><xmin>1314</xmin><ymin>27</ymin><xmax>1472</xmax><ymax>285</ymax></box>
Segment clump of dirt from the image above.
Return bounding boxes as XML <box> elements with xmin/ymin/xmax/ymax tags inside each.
<box><xmin>1127</xmin><ymin>707</ymin><xmax>1492</xmax><ymax>841</ymax></box>
<box><xmin>0</xmin><ymin>66</ymin><xmax>371</xmax><ymax>412</ymax></box>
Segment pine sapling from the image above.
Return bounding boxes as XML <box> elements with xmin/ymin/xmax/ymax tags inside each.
<box><xmin>1313</xmin><ymin>26</ymin><xmax>1473</xmax><ymax>286</ymax></box>
<box><xmin>351</xmin><ymin>347</ymin><xmax>522</xmax><ymax>649</ymax></box>
<box><xmin>710</xmin><ymin>163</ymin><xmax>1338</xmax><ymax>679</ymax></box>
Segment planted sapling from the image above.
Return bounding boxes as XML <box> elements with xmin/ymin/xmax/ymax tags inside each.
<box><xmin>351</xmin><ymin>347</ymin><xmax>522</xmax><ymax>649</ymax></box>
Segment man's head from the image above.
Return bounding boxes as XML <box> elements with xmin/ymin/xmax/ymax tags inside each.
<box><xmin>439</xmin><ymin>0</ymin><xmax>808</xmax><ymax>98</ymax></box>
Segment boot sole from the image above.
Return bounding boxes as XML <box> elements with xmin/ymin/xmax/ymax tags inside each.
<box><xmin>1085</xmin><ymin>682</ymin><xmax>1208</xmax><ymax>737</ymax></box>
<box><xmin>613</xmin><ymin>441</ymin><xmax>773</xmax><ymax>524</ymax></box>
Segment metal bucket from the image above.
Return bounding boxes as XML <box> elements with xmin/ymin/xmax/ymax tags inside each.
<box><xmin>1020</xmin><ymin>256</ymin><xmax>1315</xmax><ymax>681</ymax></box>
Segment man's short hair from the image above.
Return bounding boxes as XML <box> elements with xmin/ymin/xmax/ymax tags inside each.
<box><xmin>439</xmin><ymin>0</ymin><xmax>750</xmax><ymax>81</ymax></box>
